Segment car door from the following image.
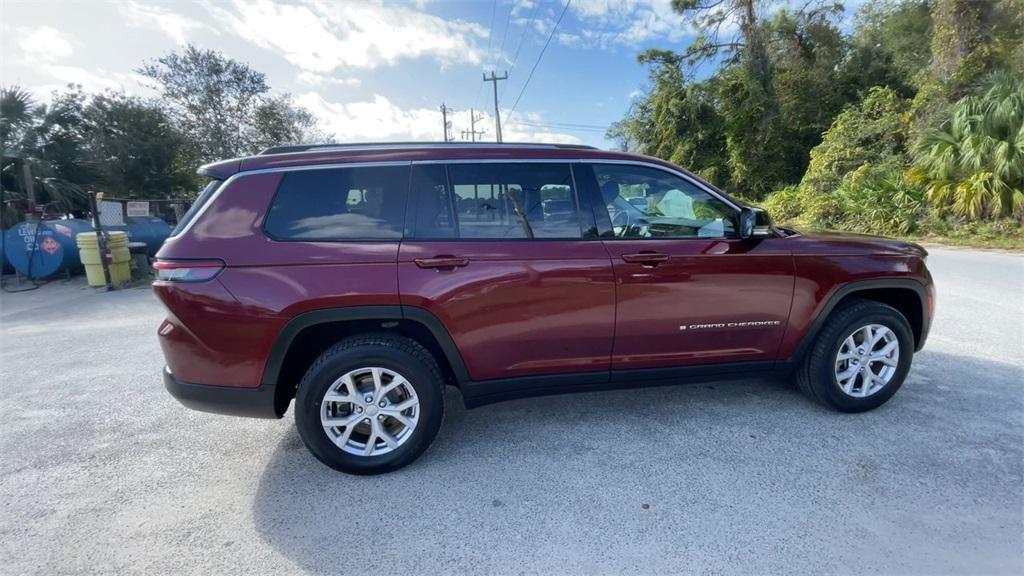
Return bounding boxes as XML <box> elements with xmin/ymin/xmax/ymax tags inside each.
<box><xmin>398</xmin><ymin>162</ymin><xmax>616</xmax><ymax>382</ymax></box>
<box><xmin>577</xmin><ymin>162</ymin><xmax>795</xmax><ymax>374</ymax></box>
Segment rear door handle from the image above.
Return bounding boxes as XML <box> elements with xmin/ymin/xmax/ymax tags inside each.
<box><xmin>621</xmin><ymin>252</ymin><xmax>670</xmax><ymax>266</ymax></box>
<box><xmin>414</xmin><ymin>256</ymin><xmax>470</xmax><ymax>270</ymax></box>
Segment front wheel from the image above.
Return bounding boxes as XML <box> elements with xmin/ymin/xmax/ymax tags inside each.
<box><xmin>795</xmin><ymin>299</ymin><xmax>915</xmax><ymax>412</ymax></box>
<box><xmin>295</xmin><ymin>334</ymin><xmax>445</xmax><ymax>474</ymax></box>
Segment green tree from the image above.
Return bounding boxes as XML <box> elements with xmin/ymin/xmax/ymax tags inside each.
<box><xmin>82</xmin><ymin>92</ymin><xmax>197</xmax><ymax>199</ymax></box>
<box><xmin>139</xmin><ymin>45</ymin><xmax>328</xmax><ymax>162</ymax></box>
<box><xmin>1</xmin><ymin>86</ymin><xmax>92</xmax><ymax>215</ymax></box>
<box><xmin>768</xmin><ymin>4</ymin><xmax>850</xmax><ymax>183</ymax></box>
<box><xmin>843</xmin><ymin>0</ymin><xmax>933</xmax><ymax>99</ymax></box>
<box><xmin>801</xmin><ymin>87</ymin><xmax>912</xmax><ymax>195</ymax></box>
<box><xmin>913</xmin><ymin>72</ymin><xmax>1024</xmax><ymax>220</ymax></box>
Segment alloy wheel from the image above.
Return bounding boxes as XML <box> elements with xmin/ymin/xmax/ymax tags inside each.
<box><xmin>320</xmin><ymin>367</ymin><xmax>420</xmax><ymax>457</ymax></box>
<box><xmin>833</xmin><ymin>324</ymin><xmax>900</xmax><ymax>398</ymax></box>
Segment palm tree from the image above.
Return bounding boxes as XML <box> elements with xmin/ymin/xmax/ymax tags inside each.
<box><xmin>1</xmin><ymin>86</ymin><xmax>35</xmax><ymax>154</ymax></box>
<box><xmin>914</xmin><ymin>72</ymin><xmax>1024</xmax><ymax>220</ymax></box>
<box><xmin>1</xmin><ymin>85</ymin><xmax>90</xmax><ymax>216</ymax></box>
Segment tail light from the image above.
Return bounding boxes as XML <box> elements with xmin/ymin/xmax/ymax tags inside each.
<box><xmin>153</xmin><ymin>259</ymin><xmax>224</xmax><ymax>282</ymax></box>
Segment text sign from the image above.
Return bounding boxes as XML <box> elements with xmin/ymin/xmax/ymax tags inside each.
<box><xmin>126</xmin><ymin>201</ymin><xmax>150</xmax><ymax>217</ymax></box>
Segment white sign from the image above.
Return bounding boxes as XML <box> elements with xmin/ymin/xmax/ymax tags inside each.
<box><xmin>126</xmin><ymin>201</ymin><xmax>150</xmax><ymax>217</ymax></box>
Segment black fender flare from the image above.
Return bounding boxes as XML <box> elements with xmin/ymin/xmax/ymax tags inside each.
<box><xmin>260</xmin><ymin>305</ymin><xmax>470</xmax><ymax>389</ymax></box>
<box><xmin>787</xmin><ymin>277</ymin><xmax>930</xmax><ymax>363</ymax></box>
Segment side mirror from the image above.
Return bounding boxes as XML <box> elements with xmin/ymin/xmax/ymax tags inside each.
<box><xmin>739</xmin><ymin>207</ymin><xmax>773</xmax><ymax>240</ymax></box>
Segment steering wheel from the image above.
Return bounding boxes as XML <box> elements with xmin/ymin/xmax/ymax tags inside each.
<box><xmin>611</xmin><ymin>209</ymin><xmax>630</xmax><ymax>237</ymax></box>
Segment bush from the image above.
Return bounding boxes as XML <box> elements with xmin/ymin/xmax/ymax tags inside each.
<box><xmin>762</xmin><ymin>185</ymin><xmax>840</xmax><ymax>229</ymax></box>
<box><xmin>763</xmin><ymin>163</ymin><xmax>926</xmax><ymax>237</ymax></box>
<box><xmin>832</xmin><ymin>163</ymin><xmax>926</xmax><ymax>235</ymax></box>
<box><xmin>913</xmin><ymin>72</ymin><xmax>1024</xmax><ymax>220</ymax></box>
<box><xmin>800</xmin><ymin>87</ymin><xmax>912</xmax><ymax>195</ymax></box>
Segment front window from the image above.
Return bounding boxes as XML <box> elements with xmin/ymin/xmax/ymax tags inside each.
<box><xmin>593</xmin><ymin>164</ymin><xmax>736</xmax><ymax>239</ymax></box>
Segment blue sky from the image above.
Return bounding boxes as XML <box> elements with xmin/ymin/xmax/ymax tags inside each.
<box><xmin>0</xmin><ymin>0</ymin><xmax>859</xmax><ymax>148</ymax></box>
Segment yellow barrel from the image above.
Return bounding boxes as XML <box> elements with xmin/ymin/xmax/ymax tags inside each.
<box><xmin>76</xmin><ymin>231</ymin><xmax>131</xmax><ymax>286</ymax></box>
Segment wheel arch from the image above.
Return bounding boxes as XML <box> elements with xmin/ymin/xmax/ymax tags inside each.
<box><xmin>262</xmin><ymin>305</ymin><xmax>469</xmax><ymax>417</ymax></box>
<box><xmin>790</xmin><ymin>278</ymin><xmax>930</xmax><ymax>363</ymax></box>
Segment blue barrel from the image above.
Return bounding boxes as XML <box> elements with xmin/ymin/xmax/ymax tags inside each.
<box><xmin>3</xmin><ymin>219</ymin><xmax>94</xmax><ymax>279</ymax></box>
<box><xmin>119</xmin><ymin>216</ymin><xmax>172</xmax><ymax>255</ymax></box>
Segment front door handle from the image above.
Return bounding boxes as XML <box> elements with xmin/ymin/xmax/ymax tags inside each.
<box><xmin>621</xmin><ymin>252</ymin><xmax>670</xmax><ymax>266</ymax></box>
<box><xmin>414</xmin><ymin>256</ymin><xmax>470</xmax><ymax>270</ymax></box>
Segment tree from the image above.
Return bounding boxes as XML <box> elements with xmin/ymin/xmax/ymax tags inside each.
<box><xmin>139</xmin><ymin>45</ymin><xmax>329</xmax><ymax>163</ymax></box>
<box><xmin>670</xmin><ymin>0</ymin><xmax>784</xmax><ymax>197</ymax></box>
<box><xmin>843</xmin><ymin>0</ymin><xmax>933</xmax><ymax>99</ymax></box>
<box><xmin>913</xmin><ymin>72</ymin><xmax>1024</xmax><ymax>220</ymax></box>
<box><xmin>139</xmin><ymin>45</ymin><xmax>269</xmax><ymax>162</ymax></box>
<box><xmin>801</xmin><ymin>87</ymin><xmax>912</xmax><ymax>195</ymax></box>
<box><xmin>658</xmin><ymin>1</ymin><xmax>848</xmax><ymax>197</ymax></box>
<box><xmin>82</xmin><ymin>92</ymin><xmax>197</xmax><ymax>199</ymax></box>
<box><xmin>767</xmin><ymin>4</ymin><xmax>849</xmax><ymax>183</ymax></box>
<box><xmin>248</xmin><ymin>94</ymin><xmax>330</xmax><ymax>153</ymax></box>
<box><xmin>1</xmin><ymin>86</ymin><xmax>92</xmax><ymax>215</ymax></box>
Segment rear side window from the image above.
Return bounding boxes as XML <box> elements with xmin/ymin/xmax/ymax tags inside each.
<box><xmin>172</xmin><ymin>179</ymin><xmax>221</xmax><ymax>236</ymax></box>
<box><xmin>441</xmin><ymin>163</ymin><xmax>581</xmax><ymax>239</ymax></box>
<box><xmin>264</xmin><ymin>166</ymin><xmax>408</xmax><ymax>240</ymax></box>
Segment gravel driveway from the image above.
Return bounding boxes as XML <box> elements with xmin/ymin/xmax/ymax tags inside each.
<box><xmin>1</xmin><ymin>247</ymin><xmax>1021</xmax><ymax>575</ymax></box>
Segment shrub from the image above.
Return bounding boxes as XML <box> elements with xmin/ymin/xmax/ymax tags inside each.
<box><xmin>913</xmin><ymin>71</ymin><xmax>1024</xmax><ymax>220</ymax></box>
<box><xmin>833</xmin><ymin>163</ymin><xmax>926</xmax><ymax>235</ymax></box>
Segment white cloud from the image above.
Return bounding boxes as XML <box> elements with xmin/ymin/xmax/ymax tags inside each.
<box><xmin>17</xmin><ymin>26</ymin><xmax>73</xmax><ymax>63</ymax></box>
<box><xmin>121</xmin><ymin>1</ymin><xmax>215</xmax><ymax>45</ymax></box>
<box><xmin>511</xmin><ymin>0</ymin><xmax>538</xmax><ymax>17</ymax></box>
<box><xmin>560</xmin><ymin>0</ymin><xmax>696</xmax><ymax>48</ymax></box>
<box><xmin>208</xmin><ymin>0</ymin><xmax>487</xmax><ymax>73</ymax></box>
<box><xmin>36</xmin><ymin>65</ymin><xmax>150</xmax><ymax>95</ymax></box>
<box><xmin>296</xmin><ymin>71</ymin><xmax>361</xmax><ymax>88</ymax></box>
<box><xmin>295</xmin><ymin>92</ymin><xmax>579</xmax><ymax>145</ymax></box>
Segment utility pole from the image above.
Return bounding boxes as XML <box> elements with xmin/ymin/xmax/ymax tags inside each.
<box><xmin>440</xmin><ymin>103</ymin><xmax>453</xmax><ymax>142</ymax></box>
<box><xmin>483</xmin><ymin>71</ymin><xmax>507</xmax><ymax>142</ymax></box>
<box><xmin>462</xmin><ymin>108</ymin><xmax>486</xmax><ymax>142</ymax></box>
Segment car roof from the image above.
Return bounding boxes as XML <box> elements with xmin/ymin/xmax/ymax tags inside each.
<box><xmin>198</xmin><ymin>142</ymin><xmax>683</xmax><ymax>179</ymax></box>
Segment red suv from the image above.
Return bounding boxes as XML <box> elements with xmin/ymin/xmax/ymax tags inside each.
<box><xmin>154</xmin><ymin>143</ymin><xmax>934</xmax><ymax>474</ymax></box>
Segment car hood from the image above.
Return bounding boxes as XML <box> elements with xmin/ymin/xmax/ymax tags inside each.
<box><xmin>784</xmin><ymin>228</ymin><xmax>928</xmax><ymax>258</ymax></box>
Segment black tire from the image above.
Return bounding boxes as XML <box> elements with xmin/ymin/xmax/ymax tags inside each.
<box><xmin>294</xmin><ymin>333</ymin><xmax>445</xmax><ymax>474</ymax></box>
<box><xmin>795</xmin><ymin>299</ymin><xmax>915</xmax><ymax>413</ymax></box>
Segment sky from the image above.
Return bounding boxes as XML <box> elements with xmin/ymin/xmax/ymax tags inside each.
<box><xmin>0</xmin><ymin>0</ymin><xmax>861</xmax><ymax>149</ymax></box>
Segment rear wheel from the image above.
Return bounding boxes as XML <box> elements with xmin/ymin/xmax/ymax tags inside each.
<box><xmin>795</xmin><ymin>300</ymin><xmax>914</xmax><ymax>412</ymax></box>
<box><xmin>295</xmin><ymin>334</ymin><xmax>444</xmax><ymax>474</ymax></box>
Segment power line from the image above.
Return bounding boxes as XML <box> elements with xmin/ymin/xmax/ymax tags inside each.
<box><xmin>474</xmin><ymin>0</ymin><xmax>500</xmax><ymax>113</ymax></box>
<box><xmin>485</xmin><ymin>0</ymin><xmax>498</xmax><ymax>63</ymax></box>
<box><xmin>508</xmin><ymin>119</ymin><xmax>608</xmax><ymax>132</ymax></box>
<box><xmin>506</xmin><ymin>0</ymin><xmax>571</xmax><ymax>124</ymax></box>
<box><xmin>509</xmin><ymin>0</ymin><xmax>541</xmax><ymax>72</ymax></box>
<box><xmin>497</xmin><ymin>1</ymin><xmax>514</xmax><ymax>61</ymax></box>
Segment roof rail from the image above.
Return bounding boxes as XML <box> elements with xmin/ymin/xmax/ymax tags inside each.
<box><xmin>259</xmin><ymin>142</ymin><xmax>599</xmax><ymax>155</ymax></box>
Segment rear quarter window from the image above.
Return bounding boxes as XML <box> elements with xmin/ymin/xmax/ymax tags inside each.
<box><xmin>171</xmin><ymin>179</ymin><xmax>221</xmax><ymax>236</ymax></box>
<box><xmin>263</xmin><ymin>166</ymin><xmax>409</xmax><ymax>241</ymax></box>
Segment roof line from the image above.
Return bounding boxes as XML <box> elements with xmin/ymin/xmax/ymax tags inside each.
<box><xmin>259</xmin><ymin>142</ymin><xmax>599</xmax><ymax>155</ymax></box>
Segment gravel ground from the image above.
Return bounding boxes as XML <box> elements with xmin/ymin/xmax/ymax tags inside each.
<box><xmin>1</xmin><ymin>247</ymin><xmax>1021</xmax><ymax>575</ymax></box>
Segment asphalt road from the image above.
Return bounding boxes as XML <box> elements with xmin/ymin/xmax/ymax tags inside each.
<box><xmin>1</xmin><ymin>247</ymin><xmax>1022</xmax><ymax>575</ymax></box>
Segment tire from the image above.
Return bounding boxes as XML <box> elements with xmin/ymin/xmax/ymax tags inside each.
<box><xmin>795</xmin><ymin>299</ymin><xmax>915</xmax><ymax>413</ymax></box>
<box><xmin>294</xmin><ymin>333</ymin><xmax>445</xmax><ymax>474</ymax></box>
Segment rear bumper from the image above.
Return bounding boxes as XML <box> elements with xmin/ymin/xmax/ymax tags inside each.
<box><xmin>163</xmin><ymin>366</ymin><xmax>280</xmax><ymax>419</ymax></box>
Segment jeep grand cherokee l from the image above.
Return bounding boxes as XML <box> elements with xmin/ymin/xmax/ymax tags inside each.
<box><xmin>154</xmin><ymin>142</ymin><xmax>934</xmax><ymax>475</ymax></box>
